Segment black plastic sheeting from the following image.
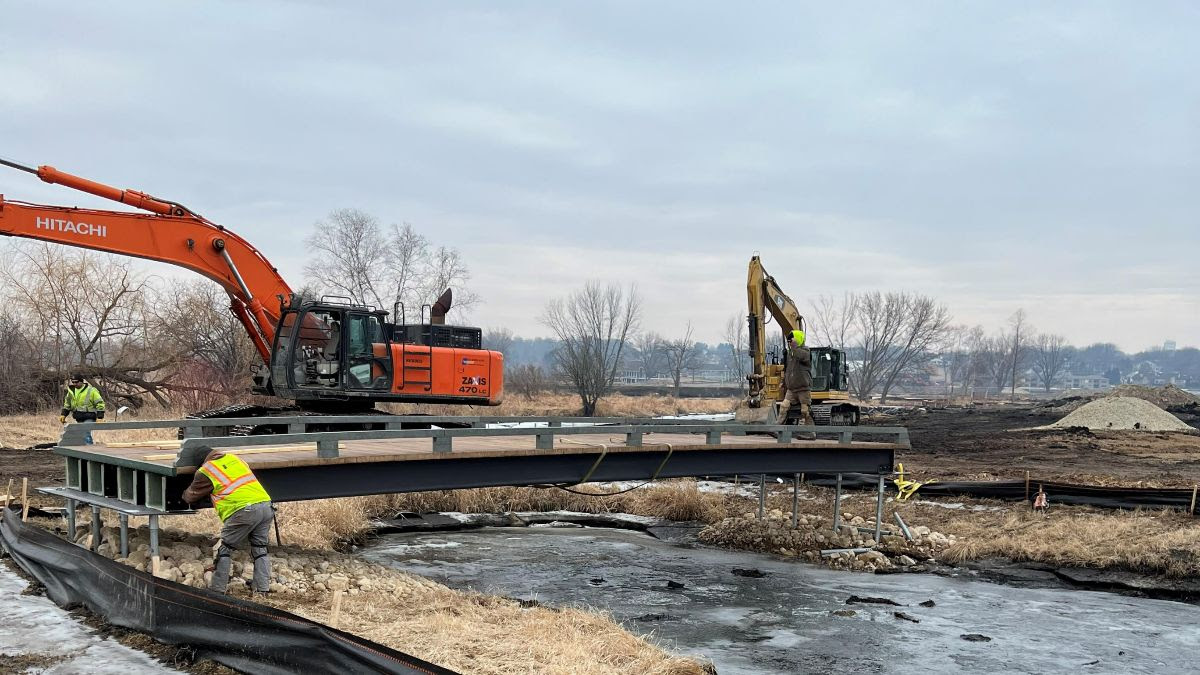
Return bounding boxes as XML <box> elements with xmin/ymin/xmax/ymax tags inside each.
<box><xmin>798</xmin><ymin>474</ymin><xmax>1198</xmax><ymax>512</ymax></box>
<box><xmin>0</xmin><ymin>507</ymin><xmax>455</xmax><ymax>675</ymax></box>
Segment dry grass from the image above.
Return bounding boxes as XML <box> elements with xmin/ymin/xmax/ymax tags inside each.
<box><xmin>0</xmin><ymin>407</ymin><xmax>197</xmax><ymax>449</ymax></box>
<box><xmin>377</xmin><ymin>480</ymin><xmax>736</xmax><ymax>524</ymax></box>
<box><xmin>41</xmin><ymin>514</ymin><xmax>710</xmax><ymax>674</ymax></box>
<box><xmin>914</xmin><ymin>504</ymin><xmax>1200</xmax><ymax>577</ymax></box>
<box><xmin>272</xmin><ymin>582</ymin><xmax>709</xmax><ymax>675</ymax></box>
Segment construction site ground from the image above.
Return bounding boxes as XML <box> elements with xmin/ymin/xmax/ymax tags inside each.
<box><xmin>887</xmin><ymin>403</ymin><xmax>1200</xmax><ymax>487</ymax></box>
<box><xmin>5</xmin><ymin>399</ymin><xmax>1200</xmax><ymax>673</ymax></box>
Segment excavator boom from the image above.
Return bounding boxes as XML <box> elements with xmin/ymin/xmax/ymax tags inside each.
<box><xmin>0</xmin><ymin>156</ymin><xmax>504</xmax><ymax>413</ymax></box>
<box><xmin>745</xmin><ymin>254</ymin><xmax>804</xmax><ymax>406</ymax></box>
<box><xmin>0</xmin><ymin>158</ymin><xmax>293</xmax><ymax>361</ymax></box>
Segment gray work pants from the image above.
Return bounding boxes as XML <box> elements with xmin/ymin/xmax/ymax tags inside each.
<box><xmin>777</xmin><ymin>389</ymin><xmax>813</xmax><ymax>425</ymax></box>
<box><xmin>211</xmin><ymin>501</ymin><xmax>273</xmax><ymax>593</ymax></box>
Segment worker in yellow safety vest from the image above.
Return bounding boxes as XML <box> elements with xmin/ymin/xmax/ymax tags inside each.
<box><xmin>59</xmin><ymin>373</ymin><xmax>106</xmax><ymax>444</ymax></box>
<box><xmin>182</xmin><ymin>446</ymin><xmax>274</xmax><ymax>593</ymax></box>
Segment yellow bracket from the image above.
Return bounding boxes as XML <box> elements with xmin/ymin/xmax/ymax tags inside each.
<box><xmin>893</xmin><ymin>462</ymin><xmax>937</xmax><ymax>502</ymax></box>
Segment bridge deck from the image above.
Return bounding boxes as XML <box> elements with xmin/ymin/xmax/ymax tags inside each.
<box><xmin>64</xmin><ymin>432</ymin><xmax>901</xmax><ymax>474</ymax></box>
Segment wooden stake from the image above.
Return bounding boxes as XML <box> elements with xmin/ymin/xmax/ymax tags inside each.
<box><xmin>1024</xmin><ymin>471</ymin><xmax>1030</xmax><ymax>502</ymax></box>
<box><xmin>1190</xmin><ymin>487</ymin><xmax>1197</xmax><ymax>516</ymax></box>
<box><xmin>152</xmin><ymin>555</ymin><xmax>162</xmax><ymax>577</ymax></box>
<box><xmin>3</xmin><ymin>478</ymin><xmax>12</xmax><ymax>509</ymax></box>
<box><xmin>21</xmin><ymin>478</ymin><xmax>29</xmax><ymax>522</ymax></box>
<box><xmin>330</xmin><ymin>590</ymin><xmax>344</xmax><ymax>628</ymax></box>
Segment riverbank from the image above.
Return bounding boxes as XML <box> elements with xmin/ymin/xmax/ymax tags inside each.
<box><xmin>18</xmin><ymin>511</ymin><xmax>711</xmax><ymax>674</ymax></box>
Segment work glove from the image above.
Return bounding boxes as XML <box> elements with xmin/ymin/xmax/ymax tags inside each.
<box><xmin>96</xmin><ymin>418</ymin><xmax>105</xmax><ymax>423</ymax></box>
<box><xmin>58</xmin><ymin>416</ymin><xmax>66</xmax><ymax>424</ymax></box>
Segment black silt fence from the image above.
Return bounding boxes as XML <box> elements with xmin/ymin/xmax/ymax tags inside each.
<box><xmin>0</xmin><ymin>508</ymin><xmax>456</xmax><ymax>675</ymax></box>
<box><xmin>795</xmin><ymin>474</ymin><xmax>1198</xmax><ymax>512</ymax></box>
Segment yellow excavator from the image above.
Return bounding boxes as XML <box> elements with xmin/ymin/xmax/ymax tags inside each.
<box><xmin>737</xmin><ymin>255</ymin><xmax>859</xmax><ymax>425</ymax></box>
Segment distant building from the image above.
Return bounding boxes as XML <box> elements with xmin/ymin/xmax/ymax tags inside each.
<box><xmin>617</xmin><ymin>369</ymin><xmax>647</xmax><ymax>384</ymax></box>
<box><xmin>1164</xmin><ymin>340</ymin><xmax>1177</xmax><ymax>352</ymax></box>
<box><xmin>1061</xmin><ymin>373</ymin><xmax>1111</xmax><ymax>390</ymax></box>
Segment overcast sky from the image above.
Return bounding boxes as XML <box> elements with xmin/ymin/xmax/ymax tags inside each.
<box><xmin>2</xmin><ymin>2</ymin><xmax>1196</xmax><ymax>352</ymax></box>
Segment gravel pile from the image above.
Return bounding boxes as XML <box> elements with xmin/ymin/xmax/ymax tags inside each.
<box><xmin>1050</xmin><ymin>396</ymin><xmax>1194</xmax><ymax>432</ymax></box>
<box><xmin>1040</xmin><ymin>384</ymin><xmax>1200</xmax><ymax>414</ymax></box>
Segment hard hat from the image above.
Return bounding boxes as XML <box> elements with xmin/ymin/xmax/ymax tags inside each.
<box><xmin>791</xmin><ymin>330</ymin><xmax>805</xmax><ymax>346</ymax></box>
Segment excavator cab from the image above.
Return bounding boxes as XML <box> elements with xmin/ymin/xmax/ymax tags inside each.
<box><xmin>810</xmin><ymin>347</ymin><xmax>849</xmax><ymax>392</ymax></box>
<box><xmin>261</xmin><ymin>298</ymin><xmax>395</xmax><ymax>402</ymax></box>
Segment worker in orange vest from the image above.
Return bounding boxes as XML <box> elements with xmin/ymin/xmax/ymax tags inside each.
<box><xmin>182</xmin><ymin>446</ymin><xmax>274</xmax><ymax>593</ymax></box>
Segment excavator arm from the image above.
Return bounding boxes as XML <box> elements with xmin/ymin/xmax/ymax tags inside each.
<box><xmin>0</xmin><ymin>158</ymin><xmax>293</xmax><ymax>361</ymax></box>
<box><xmin>745</xmin><ymin>254</ymin><xmax>804</xmax><ymax>407</ymax></box>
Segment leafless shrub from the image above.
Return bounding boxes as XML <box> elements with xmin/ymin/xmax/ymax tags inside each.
<box><xmin>662</xmin><ymin>321</ymin><xmax>699</xmax><ymax>397</ymax></box>
<box><xmin>540</xmin><ymin>282</ymin><xmax>641</xmax><ymax>416</ymax></box>
<box><xmin>508</xmin><ymin>364</ymin><xmax>549</xmax><ymax>400</ymax></box>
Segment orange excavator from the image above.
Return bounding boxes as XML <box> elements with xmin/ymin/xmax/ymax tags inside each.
<box><xmin>0</xmin><ymin>157</ymin><xmax>503</xmax><ymax>418</ymax></box>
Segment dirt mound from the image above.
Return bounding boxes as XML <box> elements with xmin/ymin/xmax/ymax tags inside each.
<box><xmin>1038</xmin><ymin>385</ymin><xmax>1200</xmax><ymax>415</ymax></box>
<box><xmin>1108</xmin><ymin>384</ymin><xmax>1199</xmax><ymax>408</ymax></box>
<box><xmin>1050</xmin><ymin>396</ymin><xmax>1194</xmax><ymax>432</ymax></box>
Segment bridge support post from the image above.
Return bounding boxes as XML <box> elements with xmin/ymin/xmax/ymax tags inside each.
<box><xmin>873</xmin><ymin>474</ymin><xmax>885</xmax><ymax>544</ymax></box>
<box><xmin>832</xmin><ymin>473</ymin><xmax>843</xmax><ymax>533</ymax></box>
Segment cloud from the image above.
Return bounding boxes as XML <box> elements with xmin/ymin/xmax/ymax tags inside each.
<box><xmin>0</xmin><ymin>1</ymin><xmax>1195</xmax><ymax>354</ymax></box>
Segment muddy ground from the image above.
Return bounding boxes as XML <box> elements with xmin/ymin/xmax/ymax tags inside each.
<box><xmin>881</xmin><ymin>404</ymin><xmax>1200</xmax><ymax>487</ymax></box>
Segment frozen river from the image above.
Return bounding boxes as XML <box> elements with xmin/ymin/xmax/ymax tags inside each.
<box><xmin>363</xmin><ymin>526</ymin><xmax>1199</xmax><ymax>674</ymax></box>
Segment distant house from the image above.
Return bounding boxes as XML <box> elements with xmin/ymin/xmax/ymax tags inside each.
<box><xmin>1126</xmin><ymin>360</ymin><xmax>1164</xmax><ymax>386</ymax></box>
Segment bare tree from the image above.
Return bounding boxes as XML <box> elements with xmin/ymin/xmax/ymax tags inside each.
<box><xmin>1032</xmin><ymin>333</ymin><xmax>1069</xmax><ymax>392</ymax></box>
<box><xmin>808</xmin><ymin>293</ymin><xmax>859</xmax><ymax>351</ymax></box>
<box><xmin>152</xmin><ymin>281</ymin><xmax>260</xmax><ymax>408</ymax></box>
<box><xmin>1</xmin><ymin>243</ymin><xmax>205</xmax><ymax>409</ymax></box>
<box><xmin>384</xmin><ymin>222</ymin><xmax>429</xmax><ymax>318</ymax></box>
<box><xmin>662</xmin><ymin>322</ymin><xmax>699</xmax><ymax>397</ymax></box>
<box><xmin>977</xmin><ymin>333</ymin><xmax>1012</xmax><ymax>396</ymax></box>
<box><xmin>423</xmin><ymin>245</ymin><xmax>479</xmax><ymax>315</ymax></box>
<box><xmin>849</xmin><ymin>291</ymin><xmax>951</xmax><ymax>403</ymax></box>
<box><xmin>304</xmin><ymin>209</ymin><xmax>388</xmax><ymax>308</ymax></box>
<box><xmin>305</xmin><ymin>211</ymin><xmax>478</xmax><ymax>320</ymax></box>
<box><xmin>0</xmin><ymin>311</ymin><xmax>42</xmax><ymax>413</ymax></box>
<box><xmin>940</xmin><ymin>325</ymin><xmax>973</xmax><ymax>398</ymax></box>
<box><xmin>540</xmin><ymin>282</ymin><xmax>641</xmax><ymax>416</ymax></box>
<box><xmin>943</xmin><ymin>325</ymin><xmax>988</xmax><ymax>398</ymax></box>
<box><xmin>1007</xmin><ymin>309</ymin><xmax>1031</xmax><ymax>400</ymax></box>
<box><xmin>632</xmin><ymin>331</ymin><xmax>665</xmax><ymax>379</ymax></box>
<box><xmin>484</xmin><ymin>326</ymin><xmax>515</xmax><ymax>355</ymax></box>
<box><xmin>722</xmin><ymin>313</ymin><xmax>749</xmax><ymax>393</ymax></box>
